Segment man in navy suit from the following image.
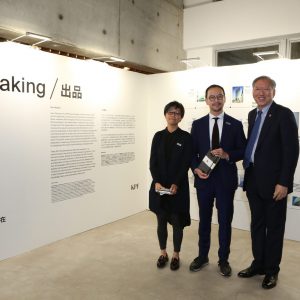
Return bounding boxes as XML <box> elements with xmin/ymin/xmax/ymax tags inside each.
<box><xmin>189</xmin><ymin>84</ymin><xmax>246</xmax><ymax>276</ymax></box>
<box><xmin>238</xmin><ymin>76</ymin><xmax>299</xmax><ymax>289</ymax></box>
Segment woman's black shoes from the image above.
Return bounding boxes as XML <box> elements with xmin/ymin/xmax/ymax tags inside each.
<box><xmin>170</xmin><ymin>257</ymin><xmax>180</xmax><ymax>271</ymax></box>
<box><xmin>157</xmin><ymin>254</ymin><xmax>169</xmax><ymax>268</ymax></box>
<box><xmin>157</xmin><ymin>254</ymin><xmax>180</xmax><ymax>270</ymax></box>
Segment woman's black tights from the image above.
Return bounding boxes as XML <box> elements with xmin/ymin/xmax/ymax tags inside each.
<box><xmin>157</xmin><ymin>212</ymin><xmax>183</xmax><ymax>252</ymax></box>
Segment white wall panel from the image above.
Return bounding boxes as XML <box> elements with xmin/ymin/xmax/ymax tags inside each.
<box><xmin>184</xmin><ymin>0</ymin><xmax>300</xmax><ymax>50</ymax></box>
<box><xmin>0</xmin><ymin>42</ymin><xmax>147</xmax><ymax>260</ymax></box>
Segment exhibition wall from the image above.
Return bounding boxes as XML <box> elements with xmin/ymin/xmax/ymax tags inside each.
<box><xmin>0</xmin><ymin>42</ymin><xmax>148</xmax><ymax>261</ymax></box>
<box><xmin>1</xmin><ymin>42</ymin><xmax>300</xmax><ymax>261</ymax></box>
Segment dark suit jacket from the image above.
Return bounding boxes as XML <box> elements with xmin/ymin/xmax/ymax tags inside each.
<box><xmin>243</xmin><ymin>102</ymin><xmax>299</xmax><ymax>198</ymax></box>
<box><xmin>149</xmin><ymin>128</ymin><xmax>192</xmax><ymax>222</ymax></box>
<box><xmin>191</xmin><ymin>113</ymin><xmax>246</xmax><ymax>191</ymax></box>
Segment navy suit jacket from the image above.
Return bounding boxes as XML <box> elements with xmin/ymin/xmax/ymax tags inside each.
<box><xmin>243</xmin><ymin>102</ymin><xmax>299</xmax><ymax>198</ymax></box>
<box><xmin>191</xmin><ymin>113</ymin><xmax>246</xmax><ymax>191</ymax></box>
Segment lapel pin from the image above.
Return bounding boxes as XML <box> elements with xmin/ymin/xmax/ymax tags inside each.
<box><xmin>177</xmin><ymin>143</ymin><xmax>182</xmax><ymax>147</ymax></box>
<box><xmin>225</xmin><ymin>122</ymin><xmax>231</xmax><ymax>125</ymax></box>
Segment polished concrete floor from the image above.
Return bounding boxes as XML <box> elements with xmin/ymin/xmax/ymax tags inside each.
<box><xmin>0</xmin><ymin>210</ymin><xmax>299</xmax><ymax>300</ymax></box>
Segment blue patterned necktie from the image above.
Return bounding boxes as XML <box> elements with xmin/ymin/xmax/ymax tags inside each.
<box><xmin>243</xmin><ymin>110</ymin><xmax>262</xmax><ymax>169</ymax></box>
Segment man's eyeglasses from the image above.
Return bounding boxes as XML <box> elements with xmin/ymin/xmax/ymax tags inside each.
<box><xmin>208</xmin><ymin>94</ymin><xmax>224</xmax><ymax>101</ymax></box>
<box><xmin>167</xmin><ymin>111</ymin><xmax>181</xmax><ymax>117</ymax></box>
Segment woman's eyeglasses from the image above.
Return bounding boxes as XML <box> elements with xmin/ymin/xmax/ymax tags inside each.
<box><xmin>167</xmin><ymin>111</ymin><xmax>181</xmax><ymax>117</ymax></box>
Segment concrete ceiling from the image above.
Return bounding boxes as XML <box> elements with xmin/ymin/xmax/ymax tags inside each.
<box><xmin>0</xmin><ymin>0</ymin><xmax>186</xmax><ymax>74</ymax></box>
<box><xmin>0</xmin><ymin>26</ymin><xmax>162</xmax><ymax>74</ymax></box>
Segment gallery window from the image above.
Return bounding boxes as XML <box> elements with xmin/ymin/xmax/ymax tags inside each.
<box><xmin>216</xmin><ymin>44</ymin><xmax>280</xmax><ymax>66</ymax></box>
<box><xmin>290</xmin><ymin>41</ymin><xmax>300</xmax><ymax>59</ymax></box>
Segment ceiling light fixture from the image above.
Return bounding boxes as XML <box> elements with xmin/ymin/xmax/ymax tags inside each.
<box><xmin>109</xmin><ymin>56</ymin><xmax>125</xmax><ymax>62</ymax></box>
<box><xmin>180</xmin><ymin>57</ymin><xmax>201</xmax><ymax>67</ymax></box>
<box><xmin>10</xmin><ymin>34</ymin><xmax>26</xmax><ymax>42</ymax></box>
<box><xmin>10</xmin><ymin>31</ymin><xmax>52</xmax><ymax>46</ymax></box>
<box><xmin>26</xmin><ymin>32</ymin><xmax>51</xmax><ymax>41</ymax></box>
<box><xmin>92</xmin><ymin>56</ymin><xmax>126</xmax><ymax>63</ymax></box>
<box><xmin>253</xmin><ymin>50</ymin><xmax>282</xmax><ymax>60</ymax></box>
<box><xmin>27</xmin><ymin>32</ymin><xmax>52</xmax><ymax>46</ymax></box>
<box><xmin>180</xmin><ymin>57</ymin><xmax>201</xmax><ymax>63</ymax></box>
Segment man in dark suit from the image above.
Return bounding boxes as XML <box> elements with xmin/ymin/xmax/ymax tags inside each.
<box><xmin>238</xmin><ymin>76</ymin><xmax>299</xmax><ymax>289</ymax></box>
<box><xmin>189</xmin><ymin>84</ymin><xmax>246</xmax><ymax>276</ymax></box>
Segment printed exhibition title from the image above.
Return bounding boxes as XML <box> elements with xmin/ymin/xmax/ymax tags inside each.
<box><xmin>0</xmin><ymin>76</ymin><xmax>82</xmax><ymax>99</ymax></box>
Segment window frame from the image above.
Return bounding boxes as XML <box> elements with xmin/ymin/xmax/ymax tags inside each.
<box><xmin>287</xmin><ymin>37</ymin><xmax>300</xmax><ymax>60</ymax></box>
<box><xmin>214</xmin><ymin>38</ymin><xmax>286</xmax><ymax>67</ymax></box>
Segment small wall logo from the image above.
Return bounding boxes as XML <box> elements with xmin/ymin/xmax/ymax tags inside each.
<box><xmin>131</xmin><ymin>183</ymin><xmax>139</xmax><ymax>190</ymax></box>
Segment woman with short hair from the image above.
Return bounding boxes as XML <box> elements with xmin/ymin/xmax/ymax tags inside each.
<box><xmin>149</xmin><ymin>101</ymin><xmax>192</xmax><ymax>271</ymax></box>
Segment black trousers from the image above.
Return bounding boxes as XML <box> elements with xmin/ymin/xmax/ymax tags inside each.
<box><xmin>156</xmin><ymin>212</ymin><xmax>183</xmax><ymax>253</ymax></box>
<box><xmin>246</xmin><ymin>167</ymin><xmax>287</xmax><ymax>275</ymax></box>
